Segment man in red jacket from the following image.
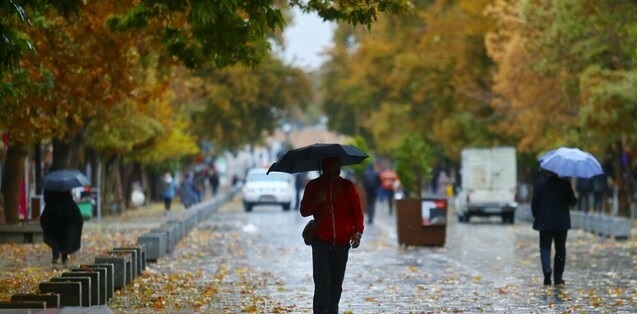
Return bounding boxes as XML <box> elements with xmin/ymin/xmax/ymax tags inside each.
<box><xmin>300</xmin><ymin>156</ymin><xmax>364</xmax><ymax>313</ymax></box>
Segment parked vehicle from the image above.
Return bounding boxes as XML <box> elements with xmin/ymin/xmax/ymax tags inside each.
<box><xmin>242</xmin><ymin>168</ymin><xmax>295</xmax><ymax>212</ymax></box>
<box><xmin>455</xmin><ymin>147</ymin><xmax>518</xmax><ymax>224</ymax></box>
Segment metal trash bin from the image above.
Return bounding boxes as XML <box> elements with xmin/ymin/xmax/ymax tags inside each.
<box><xmin>396</xmin><ymin>197</ymin><xmax>447</xmax><ymax>246</ymax></box>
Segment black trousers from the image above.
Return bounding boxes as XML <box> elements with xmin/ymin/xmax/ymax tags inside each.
<box><xmin>311</xmin><ymin>239</ymin><xmax>350</xmax><ymax>314</ymax></box>
<box><xmin>365</xmin><ymin>189</ymin><xmax>377</xmax><ymax>223</ymax></box>
<box><xmin>539</xmin><ymin>230</ymin><xmax>568</xmax><ymax>281</ymax></box>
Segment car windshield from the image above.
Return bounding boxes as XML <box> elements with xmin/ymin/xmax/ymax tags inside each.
<box><xmin>249</xmin><ymin>173</ymin><xmax>288</xmax><ymax>182</ymax></box>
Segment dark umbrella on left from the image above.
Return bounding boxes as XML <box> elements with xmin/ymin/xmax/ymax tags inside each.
<box><xmin>43</xmin><ymin>169</ymin><xmax>90</xmax><ymax>191</ymax></box>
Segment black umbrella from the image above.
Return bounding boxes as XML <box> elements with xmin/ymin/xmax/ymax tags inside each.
<box><xmin>267</xmin><ymin>143</ymin><xmax>369</xmax><ymax>174</ymax></box>
<box><xmin>43</xmin><ymin>169</ymin><xmax>90</xmax><ymax>191</ymax></box>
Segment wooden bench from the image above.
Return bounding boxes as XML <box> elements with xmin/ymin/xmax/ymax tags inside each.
<box><xmin>0</xmin><ymin>223</ymin><xmax>44</xmax><ymax>244</ymax></box>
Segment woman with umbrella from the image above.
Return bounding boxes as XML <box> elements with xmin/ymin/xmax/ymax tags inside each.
<box><xmin>40</xmin><ymin>190</ymin><xmax>84</xmax><ymax>264</ymax></box>
<box><xmin>40</xmin><ymin>169</ymin><xmax>88</xmax><ymax>264</ymax></box>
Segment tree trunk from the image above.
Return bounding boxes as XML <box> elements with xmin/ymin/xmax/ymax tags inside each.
<box><xmin>121</xmin><ymin>162</ymin><xmax>141</xmax><ymax>209</ymax></box>
<box><xmin>0</xmin><ymin>141</ymin><xmax>29</xmax><ymax>224</ymax></box>
<box><xmin>104</xmin><ymin>155</ymin><xmax>125</xmax><ymax>214</ymax></box>
<box><xmin>34</xmin><ymin>143</ymin><xmax>42</xmax><ymax>194</ymax></box>
<box><xmin>51</xmin><ymin>139</ymin><xmax>70</xmax><ymax>171</ymax></box>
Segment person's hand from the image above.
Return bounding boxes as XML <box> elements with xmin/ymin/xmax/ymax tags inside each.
<box><xmin>350</xmin><ymin>232</ymin><xmax>362</xmax><ymax>248</ymax></box>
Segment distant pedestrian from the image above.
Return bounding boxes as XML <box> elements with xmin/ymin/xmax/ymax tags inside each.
<box><xmin>40</xmin><ymin>190</ymin><xmax>84</xmax><ymax>264</ymax></box>
<box><xmin>591</xmin><ymin>173</ymin><xmax>608</xmax><ymax>213</ymax></box>
<box><xmin>294</xmin><ymin>172</ymin><xmax>307</xmax><ymax>210</ymax></box>
<box><xmin>575</xmin><ymin>177</ymin><xmax>592</xmax><ymax>212</ymax></box>
<box><xmin>436</xmin><ymin>170</ymin><xmax>451</xmax><ymax>197</ymax></box>
<box><xmin>180</xmin><ymin>173</ymin><xmax>199</xmax><ymax>208</ymax></box>
<box><xmin>379</xmin><ymin>167</ymin><xmax>398</xmax><ymax>215</ymax></box>
<box><xmin>531</xmin><ymin>169</ymin><xmax>577</xmax><ymax>286</ymax></box>
<box><xmin>362</xmin><ymin>164</ymin><xmax>380</xmax><ymax>224</ymax></box>
<box><xmin>300</xmin><ymin>157</ymin><xmax>364</xmax><ymax>313</ymax></box>
<box><xmin>209</xmin><ymin>168</ymin><xmax>220</xmax><ymax>197</ymax></box>
<box><xmin>161</xmin><ymin>172</ymin><xmax>177</xmax><ymax>212</ymax></box>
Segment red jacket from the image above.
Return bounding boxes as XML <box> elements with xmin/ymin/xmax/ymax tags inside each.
<box><xmin>300</xmin><ymin>175</ymin><xmax>364</xmax><ymax>245</ymax></box>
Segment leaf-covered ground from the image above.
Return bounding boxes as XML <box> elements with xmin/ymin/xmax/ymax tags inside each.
<box><xmin>1</xmin><ymin>197</ymin><xmax>637</xmax><ymax>313</ymax></box>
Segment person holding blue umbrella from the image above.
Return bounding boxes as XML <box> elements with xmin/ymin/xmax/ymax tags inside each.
<box><xmin>532</xmin><ymin>146</ymin><xmax>602</xmax><ymax>286</ymax></box>
<box><xmin>531</xmin><ymin>168</ymin><xmax>577</xmax><ymax>286</ymax></box>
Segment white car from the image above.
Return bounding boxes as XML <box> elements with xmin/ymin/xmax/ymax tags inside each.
<box><xmin>242</xmin><ymin>168</ymin><xmax>295</xmax><ymax>212</ymax></box>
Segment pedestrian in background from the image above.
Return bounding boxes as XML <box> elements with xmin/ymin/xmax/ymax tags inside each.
<box><xmin>575</xmin><ymin>177</ymin><xmax>592</xmax><ymax>212</ymax></box>
<box><xmin>362</xmin><ymin>164</ymin><xmax>380</xmax><ymax>224</ymax></box>
<box><xmin>209</xmin><ymin>168</ymin><xmax>220</xmax><ymax>197</ymax></box>
<box><xmin>180</xmin><ymin>172</ymin><xmax>200</xmax><ymax>208</ymax></box>
<box><xmin>40</xmin><ymin>190</ymin><xmax>84</xmax><ymax>264</ymax></box>
<box><xmin>161</xmin><ymin>172</ymin><xmax>176</xmax><ymax>212</ymax></box>
<box><xmin>592</xmin><ymin>173</ymin><xmax>608</xmax><ymax>213</ymax></box>
<box><xmin>295</xmin><ymin>172</ymin><xmax>307</xmax><ymax>210</ymax></box>
<box><xmin>531</xmin><ymin>169</ymin><xmax>577</xmax><ymax>286</ymax></box>
<box><xmin>379</xmin><ymin>167</ymin><xmax>398</xmax><ymax>215</ymax></box>
<box><xmin>300</xmin><ymin>157</ymin><xmax>364</xmax><ymax>314</ymax></box>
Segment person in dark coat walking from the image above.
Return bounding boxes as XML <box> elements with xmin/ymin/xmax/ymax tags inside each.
<box><xmin>40</xmin><ymin>190</ymin><xmax>84</xmax><ymax>264</ymax></box>
<box><xmin>362</xmin><ymin>164</ymin><xmax>380</xmax><ymax>224</ymax></box>
<box><xmin>531</xmin><ymin>170</ymin><xmax>577</xmax><ymax>286</ymax></box>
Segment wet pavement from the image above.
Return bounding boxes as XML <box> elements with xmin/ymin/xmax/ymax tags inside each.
<box><xmin>142</xmin><ymin>193</ymin><xmax>637</xmax><ymax>313</ymax></box>
<box><xmin>5</xmin><ymin>186</ymin><xmax>633</xmax><ymax>313</ymax></box>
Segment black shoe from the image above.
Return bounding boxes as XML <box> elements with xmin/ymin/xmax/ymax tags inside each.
<box><xmin>543</xmin><ymin>273</ymin><xmax>552</xmax><ymax>286</ymax></box>
<box><xmin>61</xmin><ymin>255</ymin><xmax>68</xmax><ymax>264</ymax></box>
<box><xmin>554</xmin><ymin>279</ymin><xmax>565</xmax><ymax>286</ymax></box>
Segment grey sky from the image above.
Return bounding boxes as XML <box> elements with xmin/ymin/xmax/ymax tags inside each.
<box><xmin>281</xmin><ymin>8</ymin><xmax>335</xmax><ymax>70</ymax></box>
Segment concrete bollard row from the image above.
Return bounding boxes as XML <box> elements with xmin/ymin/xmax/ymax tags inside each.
<box><xmin>1</xmin><ymin>187</ymin><xmax>239</xmax><ymax>310</ymax></box>
<box><xmin>137</xmin><ymin>187</ymin><xmax>239</xmax><ymax>262</ymax></box>
<box><xmin>570</xmin><ymin>211</ymin><xmax>632</xmax><ymax>239</ymax></box>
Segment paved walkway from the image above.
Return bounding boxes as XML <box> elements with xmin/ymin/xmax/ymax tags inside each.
<box><xmin>130</xmin><ymin>193</ymin><xmax>637</xmax><ymax>313</ymax></box>
<box><xmin>5</xmin><ymin>185</ymin><xmax>633</xmax><ymax>313</ymax></box>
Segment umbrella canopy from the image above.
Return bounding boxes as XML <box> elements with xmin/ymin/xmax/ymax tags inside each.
<box><xmin>43</xmin><ymin>169</ymin><xmax>91</xmax><ymax>191</ymax></box>
<box><xmin>538</xmin><ymin>147</ymin><xmax>604</xmax><ymax>178</ymax></box>
<box><xmin>267</xmin><ymin>143</ymin><xmax>368</xmax><ymax>174</ymax></box>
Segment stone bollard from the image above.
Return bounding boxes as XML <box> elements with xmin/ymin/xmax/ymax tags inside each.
<box><xmin>149</xmin><ymin>226</ymin><xmax>175</xmax><ymax>253</ymax></box>
<box><xmin>95</xmin><ymin>254</ymin><xmax>130</xmax><ymax>290</ymax></box>
<box><xmin>39</xmin><ymin>281</ymin><xmax>82</xmax><ymax>307</ymax></box>
<box><xmin>11</xmin><ymin>293</ymin><xmax>60</xmax><ymax>308</ymax></box>
<box><xmin>113</xmin><ymin>245</ymin><xmax>146</xmax><ymax>275</ymax></box>
<box><xmin>582</xmin><ymin>213</ymin><xmax>594</xmax><ymax>232</ymax></box>
<box><xmin>64</xmin><ymin>271</ymin><xmax>100</xmax><ymax>306</ymax></box>
<box><xmin>0</xmin><ymin>300</ymin><xmax>46</xmax><ymax>309</ymax></box>
<box><xmin>597</xmin><ymin>215</ymin><xmax>611</xmax><ymax>236</ymax></box>
<box><xmin>184</xmin><ymin>211</ymin><xmax>198</xmax><ymax>233</ymax></box>
<box><xmin>166</xmin><ymin>220</ymin><xmax>185</xmax><ymax>241</ymax></box>
<box><xmin>570</xmin><ymin>211</ymin><xmax>583</xmax><ymax>229</ymax></box>
<box><xmin>50</xmin><ymin>276</ymin><xmax>91</xmax><ymax>307</ymax></box>
<box><xmin>138</xmin><ymin>232</ymin><xmax>166</xmax><ymax>262</ymax></box>
<box><xmin>609</xmin><ymin>217</ymin><xmax>631</xmax><ymax>239</ymax></box>
<box><xmin>71</xmin><ymin>268</ymin><xmax>105</xmax><ymax>306</ymax></box>
<box><xmin>81</xmin><ymin>264</ymin><xmax>113</xmax><ymax>303</ymax></box>
<box><xmin>109</xmin><ymin>249</ymin><xmax>137</xmax><ymax>281</ymax></box>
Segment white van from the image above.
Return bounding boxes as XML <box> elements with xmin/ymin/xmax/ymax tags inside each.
<box><xmin>455</xmin><ymin>147</ymin><xmax>518</xmax><ymax>224</ymax></box>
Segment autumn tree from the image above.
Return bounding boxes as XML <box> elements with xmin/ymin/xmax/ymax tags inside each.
<box><xmin>1</xmin><ymin>0</ymin><xmax>413</xmax><ymax>223</ymax></box>
<box><xmin>322</xmin><ymin>0</ymin><xmax>498</xmax><ymax>163</ymax></box>
<box><xmin>0</xmin><ymin>1</ymin><xmax>190</xmax><ymax>222</ymax></box>
<box><xmin>171</xmin><ymin>57</ymin><xmax>313</xmax><ymax>152</ymax></box>
<box><xmin>486</xmin><ymin>0</ymin><xmax>637</xmax><ymax>215</ymax></box>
